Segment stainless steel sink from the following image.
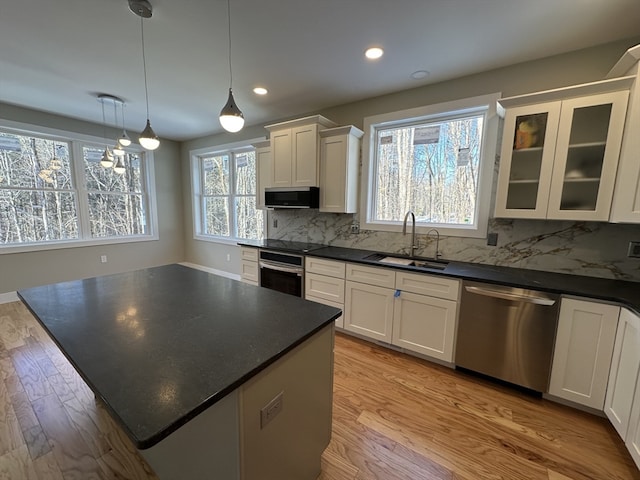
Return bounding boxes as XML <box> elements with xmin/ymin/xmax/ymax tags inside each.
<box><xmin>363</xmin><ymin>253</ymin><xmax>449</xmax><ymax>271</ymax></box>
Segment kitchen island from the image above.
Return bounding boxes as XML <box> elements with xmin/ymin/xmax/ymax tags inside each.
<box><xmin>17</xmin><ymin>264</ymin><xmax>340</xmax><ymax>480</ymax></box>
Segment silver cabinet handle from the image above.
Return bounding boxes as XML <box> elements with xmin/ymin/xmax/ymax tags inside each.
<box><xmin>464</xmin><ymin>285</ymin><xmax>556</xmax><ymax>306</ymax></box>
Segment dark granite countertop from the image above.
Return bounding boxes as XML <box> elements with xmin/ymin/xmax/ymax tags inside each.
<box><xmin>305</xmin><ymin>246</ymin><xmax>640</xmax><ymax>314</ymax></box>
<box><xmin>17</xmin><ymin>264</ymin><xmax>340</xmax><ymax>449</ymax></box>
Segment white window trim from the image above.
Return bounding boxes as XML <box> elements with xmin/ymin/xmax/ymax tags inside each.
<box><xmin>0</xmin><ymin>119</ymin><xmax>159</xmax><ymax>254</ymax></box>
<box><xmin>190</xmin><ymin>138</ymin><xmax>265</xmax><ymax>244</ymax></box>
<box><xmin>359</xmin><ymin>93</ymin><xmax>500</xmax><ymax>239</ymax></box>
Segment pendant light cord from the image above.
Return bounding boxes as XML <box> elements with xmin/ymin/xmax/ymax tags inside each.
<box><xmin>140</xmin><ymin>16</ymin><xmax>151</xmax><ymax>119</ymax></box>
<box><xmin>227</xmin><ymin>0</ymin><xmax>233</xmax><ymax>88</ymax></box>
<box><xmin>101</xmin><ymin>101</ymin><xmax>108</xmax><ymax>140</ymax></box>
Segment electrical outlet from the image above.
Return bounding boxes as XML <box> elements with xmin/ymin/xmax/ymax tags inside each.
<box><xmin>273</xmin><ymin>218</ymin><xmax>278</xmax><ymax>228</ymax></box>
<box><xmin>226</xmin><ymin>253</ymin><xmax>231</xmax><ymax>262</ymax></box>
<box><xmin>628</xmin><ymin>241</ymin><xmax>640</xmax><ymax>258</ymax></box>
<box><xmin>100</xmin><ymin>255</ymin><xmax>107</xmax><ymax>263</ymax></box>
<box><xmin>350</xmin><ymin>223</ymin><xmax>360</xmax><ymax>234</ymax></box>
<box><xmin>260</xmin><ymin>391</ymin><xmax>284</xmax><ymax>429</ymax></box>
<box><xmin>487</xmin><ymin>233</ymin><xmax>498</xmax><ymax>246</ymax></box>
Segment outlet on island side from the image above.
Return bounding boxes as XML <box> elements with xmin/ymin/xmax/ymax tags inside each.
<box><xmin>226</xmin><ymin>253</ymin><xmax>231</xmax><ymax>262</ymax></box>
<box><xmin>100</xmin><ymin>255</ymin><xmax>107</xmax><ymax>263</ymax></box>
<box><xmin>628</xmin><ymin>241</ymin><xmax>640</xmax><ymax>258</ymax></box>
<box><xmin>260</xmin><ymin>391</ymin><xmax>284</xmax><ymax>429</ymax></box>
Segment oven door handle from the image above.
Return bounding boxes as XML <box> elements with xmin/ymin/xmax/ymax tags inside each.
<box><xmin>259</xmin><ymin>260</ymin><xmax>303</xmax><ymax>276</ymax></box>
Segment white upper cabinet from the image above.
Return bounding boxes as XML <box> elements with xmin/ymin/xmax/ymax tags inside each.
<box><xmin>265</xmin><ymin>115</ymin><xmax>337</xmax><ymax>188</ymax></box>
<box><xmin>495</xmin><ymin>78</ymin><xmax>632</xmax><ymax>221</ymax></box>
<box><xmin>252</xmin><ymin>140</ymin><xmax>271</xmax><ymax>210</ymax></box>
<box><xmin>319</xmin><ymin>126</ymin><xmax>363</xmax><ymax>213</ymax></box>
<box><xmin>609</xmin><ymin>44</ymin><xmax>640</xmax><ymax>223</ymax></box>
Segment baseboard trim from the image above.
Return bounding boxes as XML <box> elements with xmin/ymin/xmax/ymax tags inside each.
<box><xmin>179</xmin><ymin>262</ymin><xmax>241</xmax><ymax>281</ymax></box>
<box><xmin>0</xmin><ymin>292</ymin><xmax>19</xmax><ymax>304</ymax></box>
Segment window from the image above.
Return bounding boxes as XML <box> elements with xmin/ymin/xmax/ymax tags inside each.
<box><xmin>193</xmin><ymin>144</ymin><xmax>264</xmax><ymax>242</ymax></box>
<box><xmin>361</xmin><ymin>94</ymin><xmax>499</xmax><ymax>238</ymax></box>
<box><xmin>0</xmin><ymin>124</ymin><xmax>156</xmax><ymax>251</ymax></box>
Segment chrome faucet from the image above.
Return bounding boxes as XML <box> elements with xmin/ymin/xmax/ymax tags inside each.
<box><xmin>402</xmin><ymin>211</ymin><xmax>418</xmax><ymax>257</ymax></box>
<box><xmin>426</xmin><ymin>228</ymin><xmax>441</xmax><ymax>259</ymax></box>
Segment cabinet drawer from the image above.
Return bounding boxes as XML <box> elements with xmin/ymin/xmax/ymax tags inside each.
<box><xmin>240</xmin><ymin>247</ymin><xmax>258</xmax><ymax>262</ymax></box>
<box><xmin>395</xmin><ymin>272</ymin><xmax>460</xmax><ymax>301</ymax></box>
<box><xmin>241</xmin><ymin>260</ymin><xmax>259</xmax><ymax>284</ymax></box>
<box><xmin>305</xmin><ymin>257</ymin><xmax>345</xmax><ymax>278</ymax></box>
<box><xmin>346</xmin><ymin>263</ymin><xmax>395</xmax><ymax>289</ymax></box>
<box><xmin>305</xmin><ymin>273</ymin><xmax>345</xmax><ymax>304</ymax></box>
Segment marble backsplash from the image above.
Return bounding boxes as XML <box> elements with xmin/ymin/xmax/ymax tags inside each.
<box><xmin>268</xmin><ymin>209</ymin><xmax>640</xmax><ymax>282</ymax></box>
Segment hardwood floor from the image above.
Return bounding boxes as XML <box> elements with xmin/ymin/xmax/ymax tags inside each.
<box><xmin>0</xmin><ymin>300</ymin><xmax>638</xmax><ymax>479</ymax></box>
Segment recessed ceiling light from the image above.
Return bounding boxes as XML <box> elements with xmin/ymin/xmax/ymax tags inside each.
<box><xmin>253</xmin><ymin>87</ymin><xmax>268</xmax><ymax>95</ymax></box>
<box><xmin>410</xmin><ymin>70</ymin><xmax>430</xmax><ymax>80</ymax></box>
<box><xmin>365</xmin><ymin>47</ymin><xmax>384</xmax><ymax>60</ymax></box>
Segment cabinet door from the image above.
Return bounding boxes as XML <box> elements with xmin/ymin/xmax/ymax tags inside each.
<box><xmin>547</xmin><ymin>91</ymin><xmax>629</xmax><ymax>221</ymax></box>
<box><xmin>270</xmin><ymin>129</ymin><xmax>292</xmax><ymax>187</ymax></box>
<box><xmin>319</xmin><ymin>134</ymin><xmax>347</xmax><ymax>212</ymax></box>
<box><xmin>344</xmin><ymin>281</ymin><xmax>394</xmax><ymax>343</ymax></box>
<box><xmin>291</xmin><ymin>124</ymin><xmax>319</xmax><ymax>186</ymax></box>
<box><xmin>605</xmin><ymin>309</ymin><xmax>640</xmax><ymax>439</ymax></box>
<box><xmin>494</xmin><ymin>102</ymin><xmax>561</xmax><ymax>218</ymax></box>
<box><xmin>392</xmin><ymin>292</ymin><xmax>458</xmax><ymax>362</ymax></box>
<box><xmin>626</xmin><ymin>374</ymin><xmax>640</xmax><ymax>469</ymax></box>
<box><xmin>240</xmin><ymin>260</ymin><xmax>259</xmax><ymax>285</ymax></box>
<box><xmin>548</xmin><ymin>298</ymin><xmax>619</xmax><ymax>409</ymax></box>
<box><xmin>610</xmin><ymin>77</ymin><xmax>640</xmax><ymax>223</ymax></box>
<box><xmin>255</xmin><ymin>145</ymin><xmax>271</xmax><ymax>208</ymax></box>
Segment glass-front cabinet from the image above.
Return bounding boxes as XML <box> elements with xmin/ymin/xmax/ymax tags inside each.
<box><xmin>495</xmin><ymin>89</ymin><xmax>629</xmax><ymax>221</ymax></box>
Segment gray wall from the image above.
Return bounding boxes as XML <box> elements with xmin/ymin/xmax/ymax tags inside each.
<box><xmin>0</xmin><ymin>104</ymin><xmax>184</xmax><ymax>294</ymax></box>
<box><xmin>181</xmin><ymin>37</ymin><xmax>640</xmax><ymax>279</ymax></box>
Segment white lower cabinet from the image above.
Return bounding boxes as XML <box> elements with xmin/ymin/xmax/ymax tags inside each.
<box><xmin>548</xmin><ymin>297</ymin><xmax>619</xmax><ymax>409</ymax></box>
<box><xmin>344</xmin><ymin>265</ymin><xmax>460</xmax><ymax>362</ymax></box>
<box><xmin>240</xmin><ymin>247</ymin><xmax>259</xmax><ymax>286</ymax></box>
<box><xmin>305</xmin><ymin>258</ymin><xmax>346</xmax><ymax>329</ymax></box>
<box><xmin>606</xmin><ymin>309</ymin><xmax>640</xmax><ymax>438</ymax></box>
<box><xmin>392</xmin><ymin>291</ymin><xmax>458</xmax><ymax>362</ymax></box>
<box><xmin>602</xmin><ymin>308</ymin><xmax>640</xmax><ymax>469</ymax></box>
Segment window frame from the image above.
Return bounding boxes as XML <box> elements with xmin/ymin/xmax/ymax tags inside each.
<box><xmin>360</xmin><ymin>93</ymin><xmax>500</xmax><ymax>239</ymax></box>
<box><xmin>190</xmin><ymin>138</ymin><xmax>265</xmax><ymax>244</ymax></box>
<box><xmin>0</xmin><ymin>120</ymin><xmax>158</xmax><ymax>254</ymax></box>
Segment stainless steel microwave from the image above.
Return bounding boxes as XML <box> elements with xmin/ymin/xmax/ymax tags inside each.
<box><xmin>264</xmin><ymin>187</ymin><xmax>319</xmax><ymax>209</ymax></box>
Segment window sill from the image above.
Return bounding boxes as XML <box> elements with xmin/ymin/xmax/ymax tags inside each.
<box><xmin>361</xmin><ymin>221</ymin><xmax>488</xmax><ymax>239</ymax></box>
<box><xmin>0</xmin><ymin>234</ymin><xmax>159</xmax><ymax>255</ymax></box>
<box><xmin>193</xmin><ymin>234</ymin><xmax>263</xmax><ymax>246</ymax></box>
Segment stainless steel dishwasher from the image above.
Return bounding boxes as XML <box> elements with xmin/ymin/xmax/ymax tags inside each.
<box><xmin>455</xmin><ymin>280</ymin><xmax>560</xmax><ymax>392</ymax></box>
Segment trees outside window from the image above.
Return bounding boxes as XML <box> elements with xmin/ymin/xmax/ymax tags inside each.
<box><xmin>362</xmin><ymin>94</ymin><xmax>499</xmax><ymax>238</ymax></box>
<box><xmin>197</xmin><ymin>148</ymin><xmax>264</xmax><ymax>241</ymax></box>
<box><xmin>0</xmin><ymin>128</ymin><xmax>154</xmax><ymax>250</ymax></box>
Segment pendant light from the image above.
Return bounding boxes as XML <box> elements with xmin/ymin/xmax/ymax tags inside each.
<box><xmin>118</xmin><ymin>101</ymin><xmax>132</xmax><ymax>147</ymax></box>
<box><xmin>219</xmin><ymin>0</ymin><xmax>244</xmax><ymax>133</ymax></box>
<box><xmin>112</xmin><ymin>101</ymin><xmax>125</xmax><ymax>156</ymax></box>
<box><xmin>130</xmin><ymin>0</ymin><xmax>160</xmax><ymax>150</ymax></box>
<box><xmin>98</xmin><ymin>95</ymin><xmax>114</xmax><ymax>168</ymax></box>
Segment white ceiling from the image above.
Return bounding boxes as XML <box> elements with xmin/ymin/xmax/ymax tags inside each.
<box><xmin>1</xmin><ymin>0</ymin><xmax>640</xmax><ymax>142</ymax></box>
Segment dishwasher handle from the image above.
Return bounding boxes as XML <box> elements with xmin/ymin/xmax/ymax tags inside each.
<box><xmin>464</xmin><ymin>285</ymin><xmax>557</xmax><ymax>306</ymax></box>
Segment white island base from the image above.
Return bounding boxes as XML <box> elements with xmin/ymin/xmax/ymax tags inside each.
<box><xmin>140</xmin><ymin>324</ymin><xmax>335</xmax><ymax>480</ymax></box>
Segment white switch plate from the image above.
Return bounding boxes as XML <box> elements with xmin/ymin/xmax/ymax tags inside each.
<box><xmin>100</xmin><ymin>255</ymin><xmax>107</xmax><ymax>263</ymax></box>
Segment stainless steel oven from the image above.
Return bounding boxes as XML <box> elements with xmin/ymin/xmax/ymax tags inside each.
<box><xmin>259</xmin><ymin>250</ymin><xmax>304</xmax><ymax>297</ymax></box>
